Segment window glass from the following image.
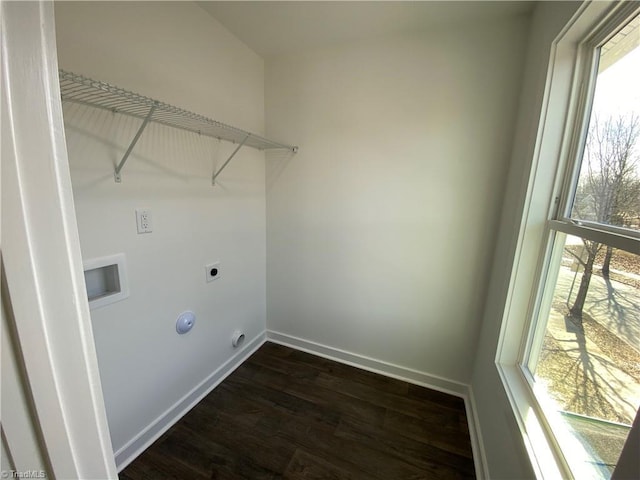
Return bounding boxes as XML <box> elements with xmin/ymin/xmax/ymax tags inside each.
<box><xmin>525</xmin><ymin>12</ymin><xmax>640</xmax><ymax>478</ymax></box>
<box><xmin>570</xmin><ymin>14</ymin><xmax>640</xmax><ymax>232</ymax></box>
<box><xmin>530</xmin><ymin>233</ymin><xmax>640</xmax><ymax>477</ymax></box>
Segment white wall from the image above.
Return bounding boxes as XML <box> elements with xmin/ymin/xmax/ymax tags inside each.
<box><xmin>265</xmin><ymin>15</ymin><xmax>530</xmax><ymax>383</ymax></box>
<box><xmin>54</xmin><ymin>1</ymin><xmax>267</xmax><ymax>460</ymax></box>
<box><xmin>470</xmin><ymin>2</ymin><xmax>581</xmax><ymax>478</ymax></box>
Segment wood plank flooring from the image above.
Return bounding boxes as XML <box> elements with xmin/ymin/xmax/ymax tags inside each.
<box><xmin>120</xmin><ymin>342</ymin><xmax>476</xmax><ymax>479</ymax></box>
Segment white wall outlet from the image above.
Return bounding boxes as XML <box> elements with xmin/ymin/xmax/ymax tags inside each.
<box><xmin>135</xmin><ymin>209</ymin><xmax>153</xmax><ymax>234</ymax></box>
<box><xmin>205</xmin><ymin>262</ymin><xmax>220</xmax><ymax>282</ymax></box>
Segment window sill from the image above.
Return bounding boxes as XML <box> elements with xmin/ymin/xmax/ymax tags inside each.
<box><xmin>497</xmin><ymin>363</ymin><xmax>569</xmax><ymax>479</ymax></box>
<box><xmin>498</xmin><ymin>362</ymin><xmax>619</xmax><ymax>479</ymax></box>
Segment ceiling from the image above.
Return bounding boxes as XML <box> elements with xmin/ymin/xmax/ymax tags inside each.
<box><xmin>198</xmin><ymin>1</ymin><xmax>535</xmax><ymax>58</ymax></box>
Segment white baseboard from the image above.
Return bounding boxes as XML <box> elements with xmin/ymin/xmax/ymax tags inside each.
<box><xmin>113</xmin><ymin>331</ymin><xmax>267</xmax><ymax>471</ymax></box>
<box><xmin>466</xmin><ymin>386</ymin><xmax>490</xmax><ymax>480</ymax></box>
<box><xmin>266</xmin><ymin>330</ymin><xmax>468</xmax><ymax>396</ymax></box>
<box><xmin>266</xmin><ymin>329</ymin><xmax>488</xmax><ymax>479</ymax></box>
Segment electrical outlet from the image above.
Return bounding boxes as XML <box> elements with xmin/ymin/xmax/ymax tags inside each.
<box><xmin>136</xmin><ymin>209</ymin><xmax>153</xmax><ymax>234</ymax></box>
<box><xmin>205</xmin><ymin>262</ymin><xmax>221</xmax><ymax>282</ymax></box>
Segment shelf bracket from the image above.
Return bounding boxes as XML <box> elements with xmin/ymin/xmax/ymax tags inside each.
<box><xmin>114</xmin><ymin>102</ymin><xmax>158</xmax><ymax>183</ymax></box>
<box><xmin>212</xmin><ymin>133</ymin><xmax>251</xmax><ymax>185</ymax></box>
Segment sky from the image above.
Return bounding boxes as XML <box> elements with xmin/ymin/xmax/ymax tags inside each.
<box><xmin>593</xmin><ymin>45</ymin><xmax>640</xmax><ymax>119</ymax></box>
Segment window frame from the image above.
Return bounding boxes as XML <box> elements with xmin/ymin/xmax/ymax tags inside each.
<box><xmin>496</xmin><ymin>1</ymin><xmax>640</xmax><ymax>478</ymax></box>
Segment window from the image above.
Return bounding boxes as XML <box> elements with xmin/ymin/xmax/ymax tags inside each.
<box><xmin>507</xmin><ymin>4</ymin><xmax>640</xmax><ymax>479</ymax></box>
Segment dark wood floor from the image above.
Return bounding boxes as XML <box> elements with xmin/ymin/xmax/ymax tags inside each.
<box><xmin>120</xmin><ymin>342</ymin><xmax>476</xmax><ymax>479</ymax></box>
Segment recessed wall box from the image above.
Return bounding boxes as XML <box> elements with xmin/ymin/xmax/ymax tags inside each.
<box><xmin>83</xmin><ymin>253</ymin><xmax>130</xmax><ymax>310</ymax></box>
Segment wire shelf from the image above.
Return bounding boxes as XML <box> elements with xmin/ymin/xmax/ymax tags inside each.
<box><xmin>58</xmin><ymin>69</ymin><xmax>297</xmax><ymax>183</ymax></box>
